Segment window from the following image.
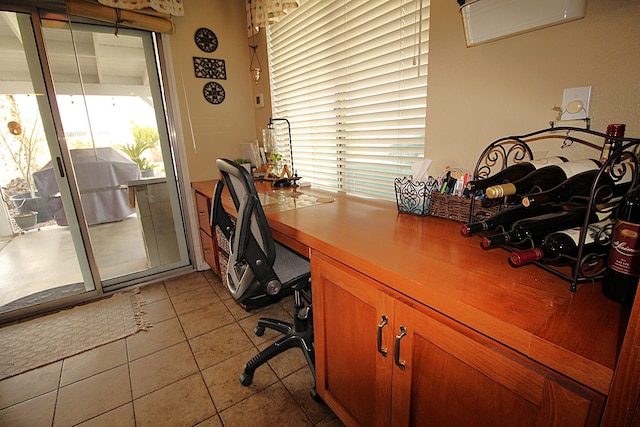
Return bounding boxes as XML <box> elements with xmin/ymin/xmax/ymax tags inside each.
<box><xmin>268</xmin><ymin>0</ymin><xmax>430</xmax><ymax>199</ymax></box>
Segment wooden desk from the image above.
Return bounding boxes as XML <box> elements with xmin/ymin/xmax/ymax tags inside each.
<box><xmin>192</xmin><ymin>179</ymin><xmax>634</xmax><ymax>426</ymax></box>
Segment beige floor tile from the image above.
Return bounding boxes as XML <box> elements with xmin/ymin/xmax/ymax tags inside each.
<box><xmin>137</xmin><ymin>282</ymin><xmax>169</xmax><ymax>303</ymax></box>
<box><xmin>0</xmin><ymin>361</ymin><xmax>61</xmax><ymax>409</ymax></box>
<box><xmin>261</xmin><ymin>339</ymin><xmax>309</xmax><ymax>379</ymax></box>
<box><xmin>201</xmin><ymin>347</ymin><xmax>278</xmax><ymax>411</ymax></box>
<box><xmin>133</xmin><ymin>374</ymin><xmax>216</xmax><ymax>427</ymax></box>
<box><xmin>76</xmin><ymin>403</ymin><xmax>135</xmax><ymax>427</ymax></box>
<box><xmin>282</xmin><ymin>367</ymin><xmax>333</xmax><ymax>425</ymax></box>
<box><xmin>222</xmin><ymin>297</ymin><xmax>254</xmax><ymax>321</ymax></box>
<box><xmin>195</xmin><ymin>414</ymin><xmax>224</xmax><ymax>427</ymax></box>
<box><xmin>206</xmin><ymin>273</ymin><xmax>232</xmax><ymax>301</ymax></box>
<box><xmin>143</xmin><ymin>297</ymin><xmax>176</xmax><ymax>324</ymax></box>
<box><xmin>0</xmin><ymin>390</ymin><xmax>57</xmax><ymax>427</ymax></box>
<box><xmin>178</xmin><ymin>300</ymin><xmax>234</xmax><ymax>339</ymax></box>
<box><xmin>164</xmin><ymin>272</ymin><xmax>210</xmax><ymax>298</ymax></box>
<box><xmin>129</xmin><ymin>341</ymin><xmax>199</xmax><ymax>399</ymax></box>
<box><xmin>126</xmin><ymin>317</ymin><xmax>185</xmax><ymax>361</ymax></box>
<box><xmin>170</xmin><ymin>285</ymin><xmax>221</xmax><ymax>316</ymax></box>
<box><xmin>219</xmin><ymin>381</ymin><xmax>312</xmax><ymax>427</ymax></box>
<box><xmin>60</xmin><ymin>339</ymin><xmax>127</xmax><ymax>387</ymax></box>
<box><xmin>315</xmin><ymin>413</ymin><xmax>347</xmax><ymax>427</ymax></box>
<box><xmin>54</xmin><ymin>364</ymin><xmax>131</xmax><ymax>427</ymax></box>
<box><xmin>189</xmin><ymin>322</ymin><xmax>254</xmax><ymax>370</ymax></box>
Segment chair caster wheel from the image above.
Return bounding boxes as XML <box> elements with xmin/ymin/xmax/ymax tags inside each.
<box><xmin>310</xmin><ymin>386</ymin><xmax>320</xmax><ymax>401</ymax></box>
<box><xmin>239</xmin><ymin>372</ymin><xmax>253</xmax><ymax>386</ymax></box>
<box><xmin>254</xmin><ymin>326</ymin><xmax>265</xmax><ymax>336</ymax></box>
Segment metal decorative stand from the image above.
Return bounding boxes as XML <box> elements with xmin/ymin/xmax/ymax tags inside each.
<box><xmin>468</xmin><ymin>126</ymin><xmax>640</xmax><ymax>292</ymax></box>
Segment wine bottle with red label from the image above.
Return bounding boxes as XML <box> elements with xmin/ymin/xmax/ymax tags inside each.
<box><xmin>602</xmin><ymin>186</ymin><xmax>640</xmax><ymax>304</ymax></box>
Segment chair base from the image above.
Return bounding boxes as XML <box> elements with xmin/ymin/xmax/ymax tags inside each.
<box><xmin>239</xmin><ymin>315</ymin><xmax>318</xmax><ymax>399</ymax></box>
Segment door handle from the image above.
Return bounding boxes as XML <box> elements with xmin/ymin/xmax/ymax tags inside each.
<box><xmin>394</xmin><ymin>325</ymin><xmax>407</xmax><ymax>370</ymax></box>
<box><xmin>56</xmin><ymin>157</ymin><xmax>65</xmax><ymax>178</ymax></box>
<box><xmin>377</xmin><ymin>315</ymin><xmax>388</xmax><ymax>357</ymax></box>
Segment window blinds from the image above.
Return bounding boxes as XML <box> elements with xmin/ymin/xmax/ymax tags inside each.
<box><xmin>268</xmin><ymin>0</ymin><xmax>430</xmax><ymax>199</ymax></box>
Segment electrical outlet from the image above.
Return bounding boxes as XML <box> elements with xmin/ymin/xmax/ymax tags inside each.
<box><xmin>561</xmin><ymin>86</ymin><xmax>591</xmax><ymax>120</ymax></box>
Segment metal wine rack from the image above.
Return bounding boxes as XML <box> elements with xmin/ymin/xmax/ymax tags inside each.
<box><xmin>469</xmin><ymin>126</ymin><xmax>640</xmax><ymax>292</ymax></box>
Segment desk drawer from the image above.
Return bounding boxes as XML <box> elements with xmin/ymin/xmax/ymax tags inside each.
<box><xmin>199</xmin><ymin>228</ymin><xmax>218</xmax><ymax>274</ymax></box>
<box><xmin>195</xmin><ymin>191</ymin><xmax>212</xmax><ymax>233</ymax></box>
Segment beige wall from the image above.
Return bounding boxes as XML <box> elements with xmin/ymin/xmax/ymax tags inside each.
<box><xmin>169</xmin><ymin>0</ymin><xmax>257</xmax><ymax>182</ymax></box>
<box><xmin>426</xmin><ymin>0</ymin><xmax>640</xmax><ymax>175</ymax></box>
<box><xmin>168</xmin><ymin>0</ymin><xmax>640</xmax><ymax>184</ymax></box>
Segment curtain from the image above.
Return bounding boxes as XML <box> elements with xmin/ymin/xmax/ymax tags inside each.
<box><xmin>66</xmin><ymin>0</ymin><xmax>176</xmax><ymax>33</ymax></box>
<box><xmin>97</xmin><ymin>0</ymin><xmax>184</xmax><ymax>16</ymax></box>
<box><xmin>246</xmin><ymin>0</ymin><xmax>299</xmax><ymax>36</ymax></box>
<box><xmin>268</xmin><ymin>0</ymin><xmax>430</xmax><ymax>200</ymax></box>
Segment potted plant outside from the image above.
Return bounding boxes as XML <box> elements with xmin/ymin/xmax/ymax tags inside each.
<box><xmin>116</xmin><ymin>125</ymin><xmax>159</xmax><ymax>177</ymax></box>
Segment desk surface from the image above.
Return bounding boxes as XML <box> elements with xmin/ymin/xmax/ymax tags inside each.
<box><xmin>192</xmin><ymin>179</ymin><xmax>627</xmax><ymax>395</ymax></box>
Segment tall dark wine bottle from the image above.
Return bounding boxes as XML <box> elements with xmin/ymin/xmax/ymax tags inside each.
<box><xmin>602</xmin><ymin>186</ymin><xmax>640</xmax><ymax>304</ymax></box>
<box><xmin>465</xmin><ymin>157</ymin><xmax>568</xmax><ymax>192</ymax></box>
<box><xmin>508</xmin><ymin>219</ymin><xmax>613</xmax><ymax>267</ymax></box>
<box><xmin>521</xmin><ymin>166</ymin><xmax>633</xmax><ymax>209</ymax></box>
<box><xmin>461</xmin><ymin>202</ymin><xmax>565</xmax><ymax>236</ymax></box>
<box><xmin>480</xmin><ymin>207</ymin><xmax>591</xmax><ymax>249</ymax></box>
<box><xmin>484</xmin><ymin>159</ymin><xmax>602</xmax><ymax>199</ymax></box>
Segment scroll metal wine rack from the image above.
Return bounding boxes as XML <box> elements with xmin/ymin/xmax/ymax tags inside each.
<box><xmin>468</xmin><ymin>126</ymin><xmax>640</xmax><ymax>292</ymax></box>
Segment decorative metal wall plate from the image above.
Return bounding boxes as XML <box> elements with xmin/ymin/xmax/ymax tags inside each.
<box><xmin>193</xmin><ymin>57</ymin><xmax>226</xmax><ymax>80</ymax></box>
<box><xmin>203</xmin><ymin>82</ymin><xmax>225</xmax><ymax>104</ymax></box>
<box><xmin>194</xmin><ymin>27</ymin><xmax>218</xmax><ymax>52</ymax></box>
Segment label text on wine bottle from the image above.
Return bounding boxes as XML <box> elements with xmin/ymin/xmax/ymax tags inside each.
<box><xmin>608</xmin><ymin>220</ymin><xmax>640</xmax><ymax>277</ymax></box>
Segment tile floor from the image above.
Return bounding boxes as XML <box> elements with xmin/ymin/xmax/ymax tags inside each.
<box><xmin>0</xmin><ymin>270</ymin><xmax>345</xmax><ymax>427</ymax></box>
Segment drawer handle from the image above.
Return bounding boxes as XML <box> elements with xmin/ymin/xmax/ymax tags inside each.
<box><xmin>377</xmin><ymin>315</ymin><xmax>388</xmax><ymax>357</ymax></box>
<box><xmin>394</xmin><ymin>326</ymin><xmax>407</xmax><ymax>370</ymax></box>
<box><xmin>198</xmin><ymin>211</ymin><xmax>207</xmax><ymax>216</ymax></box>
<box><xmin>203</xmin><ymin>248</ymin><xmax>211</xmax><ymax>254</ymax></box>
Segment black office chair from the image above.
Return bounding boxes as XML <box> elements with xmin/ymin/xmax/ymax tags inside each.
<box><xmin>211</xmin><ymin>158</ymin><xmax>316</xmax><ymax>397</ymax></box>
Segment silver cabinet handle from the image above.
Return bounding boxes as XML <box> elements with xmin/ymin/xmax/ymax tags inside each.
<box><xmin>377</xmin><ymin>315</ymin><xmax>388</xmax><ymax>357</ymax></box>
<box><xmin>394</xmin><ymin>326</ymin><xmax>407</xmax><ymax>370</ymax></box>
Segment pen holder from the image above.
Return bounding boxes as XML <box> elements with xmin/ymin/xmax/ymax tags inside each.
<box><xmin>430</xmin><ymin>192</ymin><xmax>500</xmax><ymax>222</ymax></box>
<box><xmin>394</xmin><ymin>176</ymin><xmax>439</xmax><ymax>216</ymax></box>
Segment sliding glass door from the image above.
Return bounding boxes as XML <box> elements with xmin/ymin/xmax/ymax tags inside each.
<box><xmin>0</xmin><ymin>9</ymin><xmax>190</xmax><ymax>318</ymax></box>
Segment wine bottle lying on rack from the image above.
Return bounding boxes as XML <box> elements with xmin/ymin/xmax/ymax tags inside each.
<box><xmin>466</xmin><ymin>156</ymin><xmax>568</xmax><ymax>192</ymax></box>
<box><xmin>484</xmin><ymin>159</ymin><xmax>602</xmax><ymax>199</ymax></box>
<box><xmin>461</xmin><ymin>202</ymin><xmax>567</xmax><ymax>237</ymax></box>
<box><xmin>521</xmin><ymin>166</ymin><xmax>634</xmax><ymax>209</ymax></box>
<box><xmin>508</xmin><ymin>219</ymin><xmax>614</xmax><ymax>267</ymax></box>
<box><xmin>480</xmin><ymin>206</ymin><xmax>598</xmax><ymax>249</ymax></box>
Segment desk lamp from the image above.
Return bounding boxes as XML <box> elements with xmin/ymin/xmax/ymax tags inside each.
<box><xmin>267</xmin><ymin>117</ymin><xmax>301</xmax><ymax>188</ymax></box>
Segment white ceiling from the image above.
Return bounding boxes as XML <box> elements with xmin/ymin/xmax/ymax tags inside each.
<box><xmin>0</xmin><ymin>11</ymin><xmax>151</xmax><ymax>97</ymax></box>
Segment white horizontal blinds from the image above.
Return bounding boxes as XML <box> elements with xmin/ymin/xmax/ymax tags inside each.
<box><xmin>268</xmin><ymin>0</ymin><xmax>429</xmax><ymax>199</ymax></box>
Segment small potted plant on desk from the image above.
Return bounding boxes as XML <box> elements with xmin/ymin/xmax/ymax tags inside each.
<box><xmin>233</xmin><ymin>158</ymin><xmax>252</xmax><ymax>174</ymax></box>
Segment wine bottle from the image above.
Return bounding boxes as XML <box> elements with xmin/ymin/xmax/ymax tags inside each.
<box><xmin>521</xmin><ymin>166</ymin><xmax>633</xmax><ymax>209</ymax></box>
<box><xmin>508</xmin><ymin>219</ymin><xmax>613</xmax><ymax>267</ymax></box>
<box><xmin>480</xmin><ymin>207</ymin><xmax>591</xmax><ymax>249</ymax></box>
<box><xmin>600</xmin><ymin>123</ymin><xmax>626</xmax><ymax>165</ymax></box>
<box><xmin>466</xmin><ymin>156</ymin><xmax>568</xmax><ymax>192</ymax></box>
<box><xmin>461</xmin><ymin>202</ymin><xmax>566</xmax><ymax>236</ymax></box>
<box><xmin>602</xmin><ymin>186</ymin><xmax>640</xmax><ymax>304</ymax></box>
<box><xmin>484</xmin><ymin>159</ymin><xmax>602</xmax><ymax>199</ymax></box>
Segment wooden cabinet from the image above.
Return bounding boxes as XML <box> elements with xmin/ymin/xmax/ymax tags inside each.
<box><xmin>312</xmin><ymin>251</ymin><xmax>605</xmax><ymax>427</ymax></box>
<box><xmin>193</xmin><ymin>188</ymin><xmax>220</xmax><ymax>275</ymax></box>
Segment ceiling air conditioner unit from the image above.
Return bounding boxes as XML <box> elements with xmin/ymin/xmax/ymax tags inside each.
<box><xmin>460</xmin><ymin>0</ymin><xmax>587</xmax><ymax>46</ymax></box>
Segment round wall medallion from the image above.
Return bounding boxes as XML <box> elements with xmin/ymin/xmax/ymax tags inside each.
<box><xmin>194</xmin><ymin>28</ymin><xmax>218</xmax><ymax>52</ymax></box>
<box><xmin>203</xmin><ymin>82</ymin><xmax>225</xmax><ymax>104</ymax></box>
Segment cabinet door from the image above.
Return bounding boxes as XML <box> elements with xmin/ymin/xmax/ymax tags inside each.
<box><xmin>312</xmin><ymin>252</ymin><xmax>395</xmax><ymax>427</ymax></box>
<box><xmin>391</xmin><ymin>302</ymin><xmax>605</xmax><ymax>427</ymax></box>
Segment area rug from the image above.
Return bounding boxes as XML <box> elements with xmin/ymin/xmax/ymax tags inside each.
<box><xmin>0</xmin><ymin>290</ymin><xmax>151</xmax><ymax>380</ymax></box>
